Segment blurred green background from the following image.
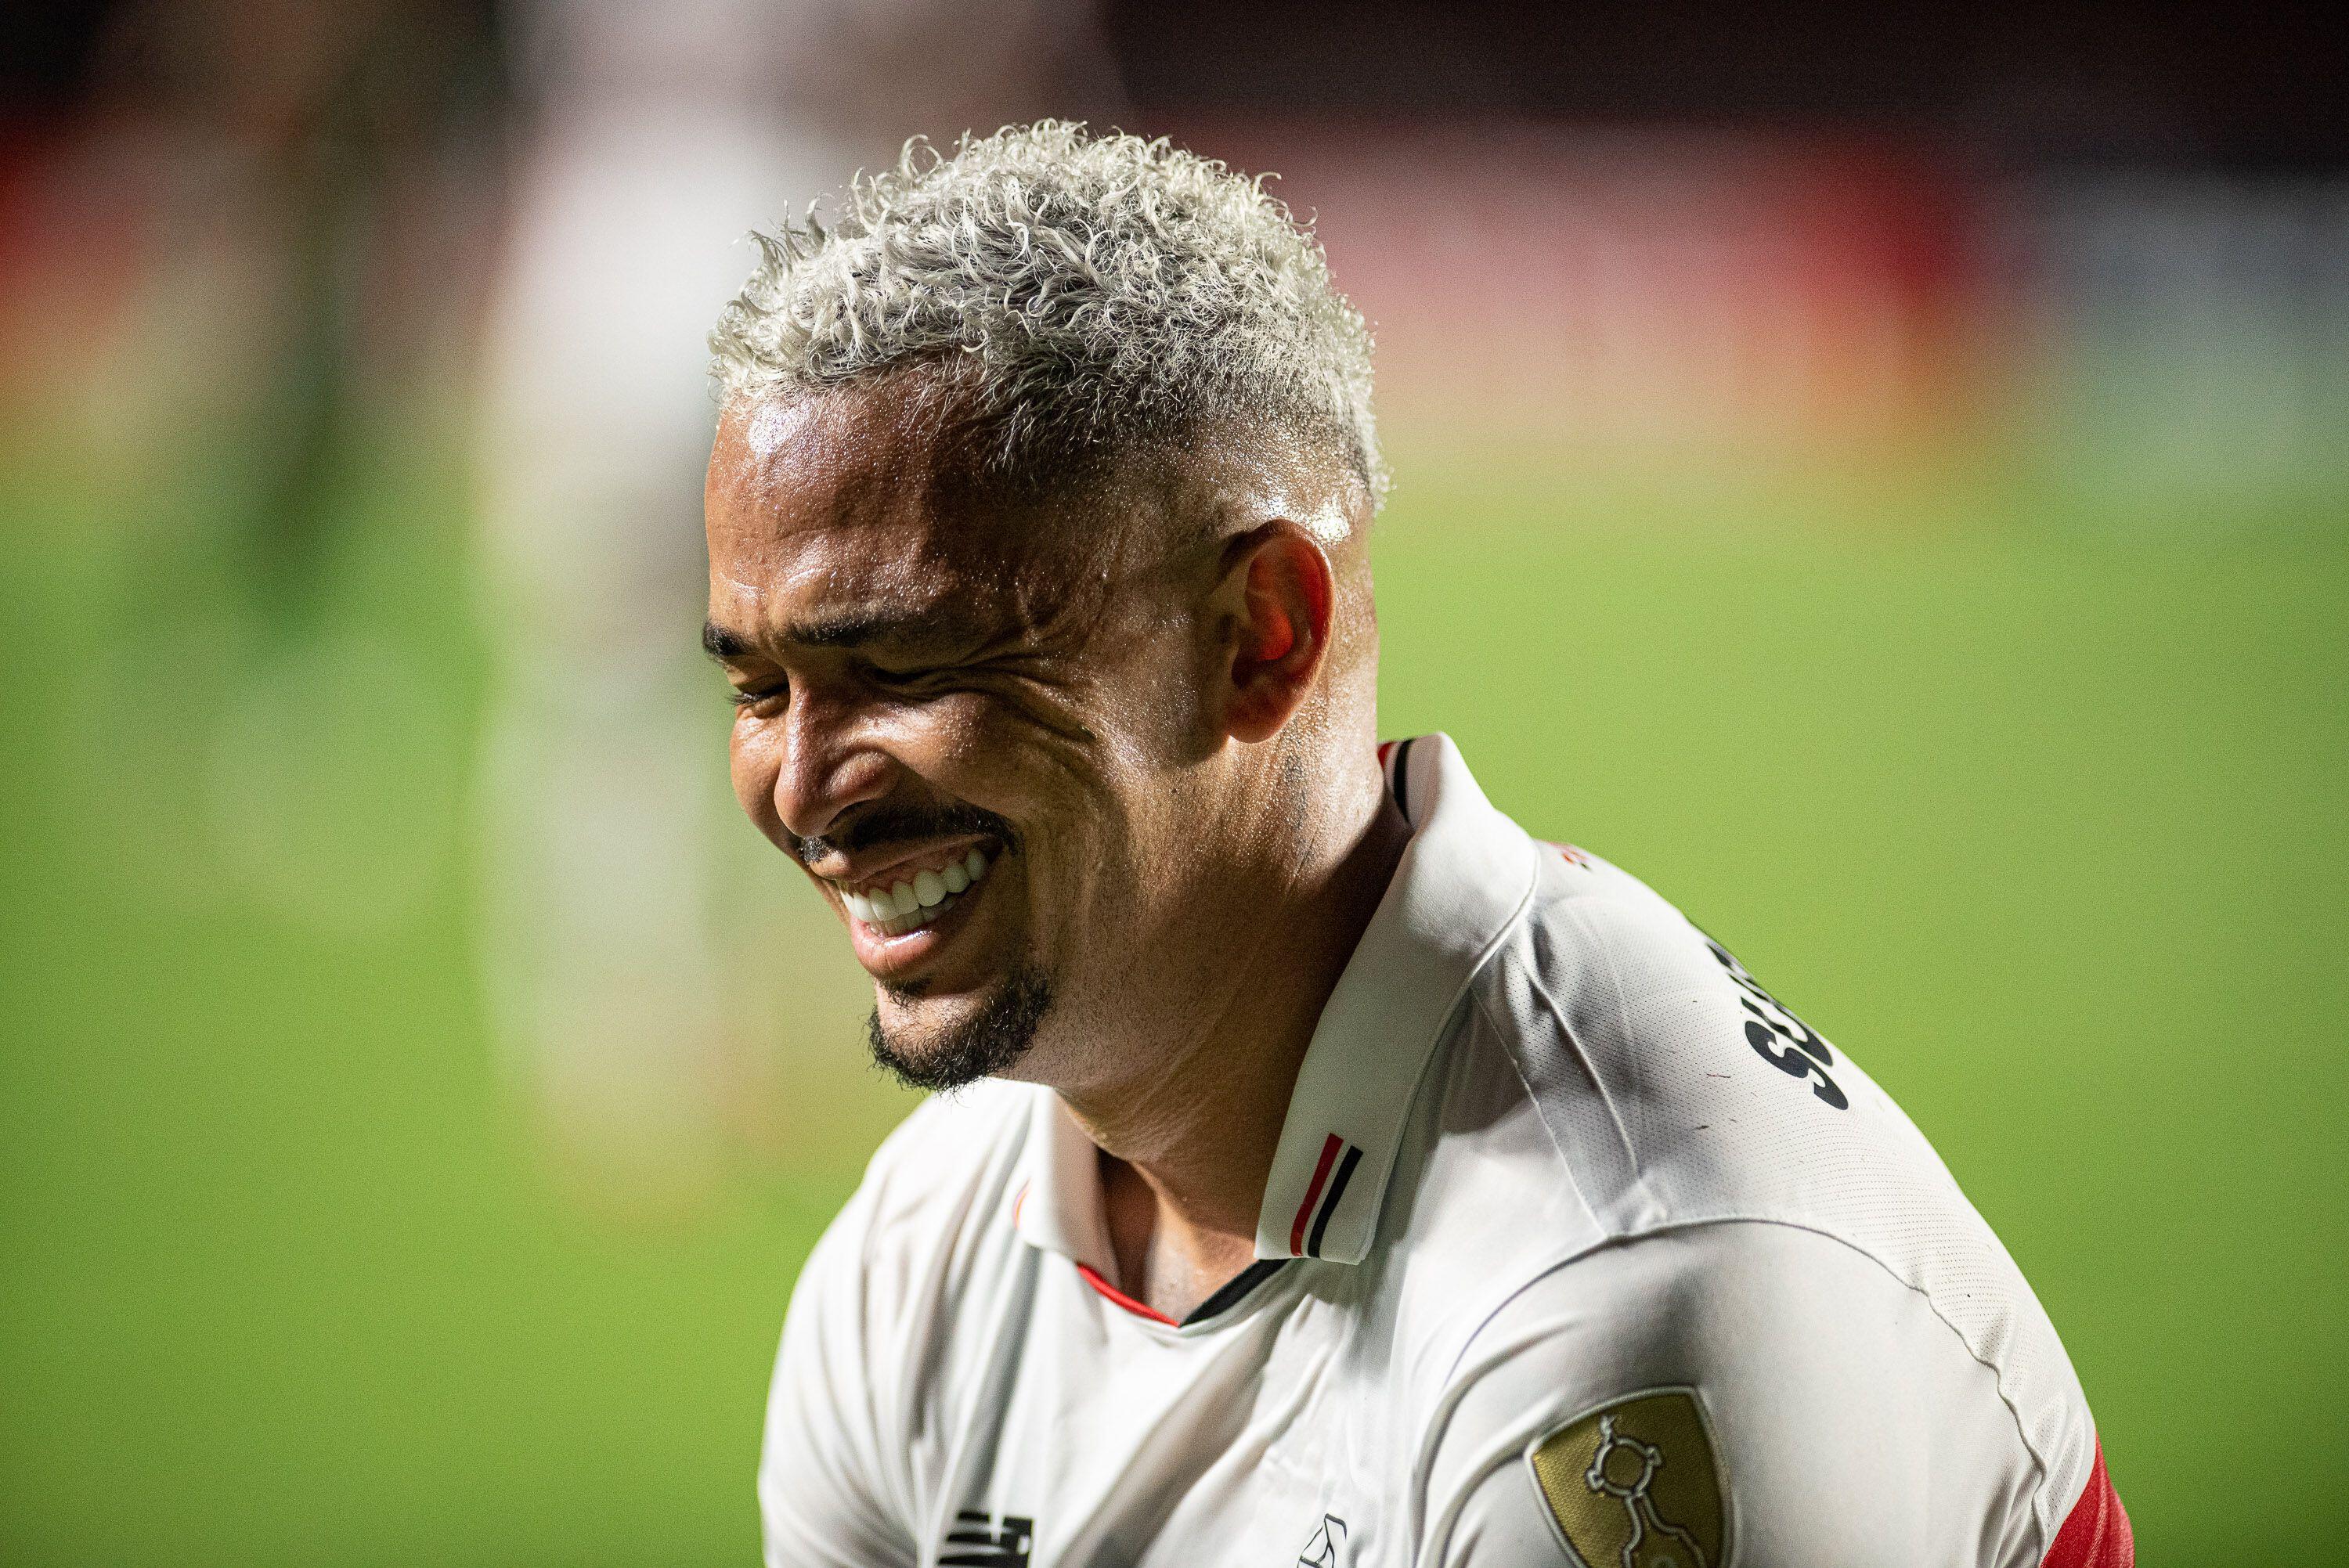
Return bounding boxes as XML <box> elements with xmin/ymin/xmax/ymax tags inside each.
<box><xmin>9</xmin><ymin>448</ymin><xmax>2344</xmax><ymax>1563</ymax></box>
<box><xmin>5</xmin><ymin>3</ymin><xmax>2347</xmax><ymax>1564</ymax></box>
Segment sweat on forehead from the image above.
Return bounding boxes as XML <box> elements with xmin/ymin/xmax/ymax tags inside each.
<box><xmin>706</xmin><ymin>395</ymin><xmax>1128</xmax><ymax>654</ymax></box>
<box><xmin>713</xmin><ymin>384</ymin><xmax>1130</xmax><ymax>565</ymax></box>
<box><xmin>716</xmin><ymin>380</ymin><xmax>1361</xmax><ymax>572</ymax></box>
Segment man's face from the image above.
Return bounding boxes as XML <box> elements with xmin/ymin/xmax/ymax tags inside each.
<box><xmin>705</xmin><ymin>391</ymin><xmax>1222</xmax><ymax>1091</ymax></box>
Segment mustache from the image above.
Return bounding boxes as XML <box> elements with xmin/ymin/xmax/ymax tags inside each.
<box><xmin>792</xmin><ymin>800</ymin><xmax>1019</xmax><ymax>867</ymax></box>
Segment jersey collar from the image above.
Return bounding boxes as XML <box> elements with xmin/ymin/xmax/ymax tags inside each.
<box><xmin>1012</xmin><ymin>734</ymin><xmax>1540</xmax><ymax>1274</ymax></box>
<box><xmin>1252</xmin><ymin>734</ymin><xmax>1539</xmax><ymax>1263</ymax></box>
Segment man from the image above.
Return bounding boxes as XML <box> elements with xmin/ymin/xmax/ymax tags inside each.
<box><xmin>703</xmin><ymin>124</ymin><xmax>2131</xmax><ymax>1566</ymax></box>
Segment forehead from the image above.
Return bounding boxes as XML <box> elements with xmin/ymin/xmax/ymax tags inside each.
<box><xmin>705</xmin><ymin>390</ymin><xmax>1080</xmax><ymax>633</ymax></box>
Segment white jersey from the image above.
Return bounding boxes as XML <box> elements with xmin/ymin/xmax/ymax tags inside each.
<box><xmin>759</xmin><ymin>735</ymin><xmax>2131</xmax><ymax>1568</ymax></box>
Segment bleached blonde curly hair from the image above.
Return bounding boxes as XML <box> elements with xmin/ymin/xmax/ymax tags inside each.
<box><xmin>709</xmin><ymin>121</ymin><xmax>1386</xmax><ymax>510</ymax></box>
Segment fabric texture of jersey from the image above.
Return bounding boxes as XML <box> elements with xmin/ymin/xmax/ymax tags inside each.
<box><xmin>758</xmin><ymin>734</ymin><xmax>2129</xmax><ymax>1567</ymax></box>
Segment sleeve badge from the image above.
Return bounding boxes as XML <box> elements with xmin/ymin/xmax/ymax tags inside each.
<box><xmin>1525</xmin><ymin>1387</ymin><xmax>1730</xmax><ymax>1568</ymax></box>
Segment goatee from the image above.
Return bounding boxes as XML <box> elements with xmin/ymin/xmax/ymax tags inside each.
<box><xmin>867</xmin><ymin>965</ymin><xmax>1053</xmax><ymax>1090</ymax></box>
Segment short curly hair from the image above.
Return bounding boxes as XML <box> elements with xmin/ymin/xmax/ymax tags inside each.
<box><xmin>709</xmin><ymin>121</ymin><xmax>1385</xmax><ymax>510</ymax></box>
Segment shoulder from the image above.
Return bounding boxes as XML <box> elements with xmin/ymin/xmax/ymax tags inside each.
<box><xmin>1429</xmin><ymin>842</ymin><xmax>2102</xmax><ymax>1550</ymax></box>
<box><xmin>1460</xmin><ymin>839</ymin><xmax>1958</xmax><ymax>1249</ymax></box>
<box><xmin>758</xmin><ymin>1080</ymin><xmax>1041</xmax><ymax>1563</ymax></box>
<box><xmin>860</xmin><ymin>1077</ymin><xmax>1037</xmax><ymax>1223</ymax></box>
<box><xmin>777</xmin><ymin>1078</ymin><xmax>1040</xmax><ymax>1387</ymax></box>
<box><xmin>810</xmin><ymin>1077</ymin><xmax>1038</xmax><ymax>1302</ymax></box>
<box><xmin>1417</xmin><ymin>1220</ymin><xmax>2057</xmax><ymax>1567</ymax></box>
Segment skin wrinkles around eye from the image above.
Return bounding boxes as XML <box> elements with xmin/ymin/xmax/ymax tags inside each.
<box><xmin>717</xmin><ymin>629</ymin><xmax>977</xmax><ymax>711</ymax></box>
<box><xmin>900</xmin><ymin>667</ymin><xmax>1103</xmax><ymax>752</ymax></box>
<box><xmin>714</xmin><ymin>550</ymin><xmax>1149</xmax><ymax>731</ymax></box>
<box><xmin>864</xmin><ymin>611</ymin><xmax>1102</xmax><ymax>722</ymax></box>
<box><xmin>726</xmin><ymin>657</ymin><xmax>1057</xmax><ymax>749</ymax></box>
<box><xmin>857</xmin><ymin>654</ymin><xmax>980</xmax><ymax>693</ymax></box>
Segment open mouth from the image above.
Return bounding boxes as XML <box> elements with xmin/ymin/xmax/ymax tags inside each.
<box><xmin>826</xmin><ymin>843</ymin><xmax>994</xmax><ymax>938</ymax></box>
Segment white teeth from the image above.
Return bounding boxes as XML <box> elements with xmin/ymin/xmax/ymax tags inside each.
<box><xmin>835</xmin><ymin>845</ymin><xmax>997</xmax><ymax>933</ymax></box>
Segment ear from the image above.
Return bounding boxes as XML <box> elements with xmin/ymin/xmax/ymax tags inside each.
<box><xmin>1211</xmin><ymin>521</ymin><xmax>1337</xmax><ymax>744</ymax></box>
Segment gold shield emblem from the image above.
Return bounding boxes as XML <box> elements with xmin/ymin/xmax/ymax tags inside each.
<box><xmin>1526</xmin><ymin>1389</ymin><xmax>1728</xmax><ymax>1568</ymax></box>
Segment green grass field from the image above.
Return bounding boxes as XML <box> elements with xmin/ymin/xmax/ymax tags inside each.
<box><xmin>3</xmin><ymin>441</ymin><xmax>2344</xmax><ymax>1563</ymax></box>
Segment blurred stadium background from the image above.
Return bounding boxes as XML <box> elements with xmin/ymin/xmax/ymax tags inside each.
<box><xmin>3</xmin><ymin>2</ymin><xmax>2343</xmax><ymax>1562</ymax></box>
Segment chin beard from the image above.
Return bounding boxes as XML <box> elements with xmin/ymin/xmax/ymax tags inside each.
<box><xmin>866</xmin><ymin>964</ymin><xmax>1053</xmax><ymax>1091</ymax></box>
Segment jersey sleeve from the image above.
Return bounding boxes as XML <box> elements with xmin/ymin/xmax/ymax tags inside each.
<box><xmin>757</xmin><ymin>1180</ymin><xmax>918</xmax><ymax>1568</ymax></box>
<box><xmin>1418</xmin><ymin>1221</ymin><xmax>2095</xmax><ymax>1568</ymax></box>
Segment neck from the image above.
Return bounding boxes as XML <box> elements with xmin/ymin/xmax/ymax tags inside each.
<box><xmin>1059</xmin><ymin>744</ymin><xmax>1412</xmax><ymax>1318</ymax></box>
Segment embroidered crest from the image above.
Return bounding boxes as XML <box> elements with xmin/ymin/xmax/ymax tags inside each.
<box><xmin>1526</xmin><ymin>1389</ymin><xmax>1728</xmax><ymax>1568</ymax></box>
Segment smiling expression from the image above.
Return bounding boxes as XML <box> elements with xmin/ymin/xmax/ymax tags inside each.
<box><xmin>704</xmin><ymin>384</ymin><xmax>1239</xmax><ymax>1090</ymax></box>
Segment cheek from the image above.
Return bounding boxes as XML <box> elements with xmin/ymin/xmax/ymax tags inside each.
<box><xmin>915</xmin><ymin>695</ymin><xmax>1088</xmax><ymax>814</ymax></box>
<box><xmin>894</xmin><ymin>695</ymin><xmax>993</xmax><ymax>774</ymax></box>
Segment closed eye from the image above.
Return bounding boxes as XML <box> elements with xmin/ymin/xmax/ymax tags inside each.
<box><xmin>727</xmin><ymin>678</ymin><xmax>786</xmax><ymax>709</ymax></box>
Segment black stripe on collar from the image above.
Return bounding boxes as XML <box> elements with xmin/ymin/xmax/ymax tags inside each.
<box><xmin>1181</xmin><ymin>1258</ymin><xmax>1290</xmax><ymax>1326</ymax></box>
<box><xmin>1390</xmin><ymin>736</ymin><xmax>1417</xmax><ymax>824</ymax></box>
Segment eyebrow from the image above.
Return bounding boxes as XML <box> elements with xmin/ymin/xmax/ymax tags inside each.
<box><xmin>702</xmin><ymin>610</ymin><xmax>973</xmax><ymax>663</ymax></box>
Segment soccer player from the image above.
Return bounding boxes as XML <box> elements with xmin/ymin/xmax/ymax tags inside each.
<box><xmin>702</xmin><ymin>124</ymin><xmax>2131</xmax><ymax>1567</ymax></box>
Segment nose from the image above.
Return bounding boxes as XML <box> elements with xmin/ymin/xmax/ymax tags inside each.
<box><xmin>766</xmin><ymin>693</ymin><xmax>894</xmax><ymax>844</ymax></box>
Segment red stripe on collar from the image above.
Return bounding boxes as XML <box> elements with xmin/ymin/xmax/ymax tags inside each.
<box><xmin>1289</xmin><ymin>1134</ymin><xmax>1345</xmax><ymax>1256</ymax></box>
<box><xmin>1073</xmin><ymin>1261</ymin><xmax>1178</xmax><ymax>1328</ymax></box>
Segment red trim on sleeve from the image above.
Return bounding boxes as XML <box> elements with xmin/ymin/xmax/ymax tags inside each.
<box><xmin>1289</xmin><ymin>1134</ymin><xmax>1344</xmax><ymax>1256</ymax></box>
<box><xmin>1377</xmin><ymin>739</ymin><xmax>1396</xmax><ymax>766</ymax></box>
<box><xmin>2042</xmin><ymin>1439</ymin><xmax>2132</xmax><ymax>1568</ymax></box>
<box><xmin>1073</xmin><ymin>1262</ymin><xmax>1178</xmax><ymax>1327</ymax></box>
